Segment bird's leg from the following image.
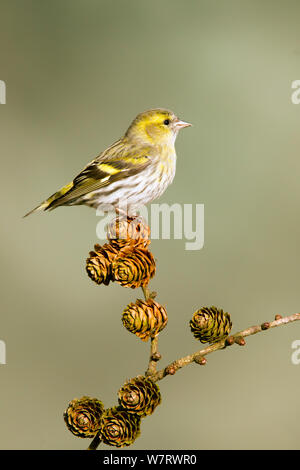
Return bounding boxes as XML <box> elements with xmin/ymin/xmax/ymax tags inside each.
<box><xmin>115</xmin><ymin>207</ymin><xmax>128</xmax><ymax>218</ymax></box>
<box><xmin>142</xmin><ymin>285</ymin><xmax>157</xmax><ymax>300</ymax></box>
<box><xmin>115</xmin><ymin>207</ymin><xmax>140</xmax><ymax>223</ymax></box>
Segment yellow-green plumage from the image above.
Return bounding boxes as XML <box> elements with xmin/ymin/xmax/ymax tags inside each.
<box><xmin>24</xmin><ymin>109</ymin><xmax>191</xmax><ymax>217</ymax></box>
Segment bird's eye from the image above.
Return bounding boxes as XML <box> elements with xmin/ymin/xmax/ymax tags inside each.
<box><xmin>163</xmin><ymin>119</ymin><xmax>170</xmax><ymax>126</ymax></box>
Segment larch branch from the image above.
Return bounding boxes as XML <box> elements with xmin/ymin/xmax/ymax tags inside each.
<box><xmin>149</xmin><ymin>313</ymin><xmax>300</xmax><ymax>382</ymax></box>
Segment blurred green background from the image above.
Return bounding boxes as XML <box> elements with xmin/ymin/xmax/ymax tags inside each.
<box><xmin>1</xmin><ymin>0</ymin><xmax>300</xmax><ymax>450</ymax></box>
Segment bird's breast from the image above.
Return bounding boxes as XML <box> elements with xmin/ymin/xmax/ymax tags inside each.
<box><xmin>155</xmin><ymin>146</ymin><xmax>177</xmax><ymax>187</ymax></box>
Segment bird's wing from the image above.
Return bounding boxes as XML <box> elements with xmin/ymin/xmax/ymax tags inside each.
<box><xmin>46</xmin><ymin>140</ymin><xmax>152</xmax><ymax>209</ymax></box>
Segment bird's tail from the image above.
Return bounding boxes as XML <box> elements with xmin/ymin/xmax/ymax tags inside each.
<box><xmin>23</xmin><ymin>181</ymin><xmax>74</xmax><ymax>217</ymax></box>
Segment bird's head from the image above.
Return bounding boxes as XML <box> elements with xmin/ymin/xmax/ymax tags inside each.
<box><xmin>125</xmin><ymin>109</ymin><xmax>191</xmax><ymax>146</ymax></box>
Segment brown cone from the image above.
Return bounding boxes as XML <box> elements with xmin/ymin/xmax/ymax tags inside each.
<box><xmin>112</xmin><ymin>245</ymin><xmax>156</xmax><ymax>288</ymax></box>
<box><xmin>190</xmin><ymin>306</ymin><xmax>232</xmax><ymax>343</ymax></box>
<box><xmin>64</xmin><ymin>396</ymin><xmax>104</xmax><ymax>438</ymax></box>
<box><xmin>107</xmin><ymin>216</ymin><xmax>150</xmax><ymax>249</ymax></box>
<box><xmin>99</xmin><ymin>407</ymin><xmax>141</xmax><ymax>448</ymax></box>
<box><xmin>118</xmin><ymin>375</ymin><xmax>161</xmax><ymax>417</ymax></box>
<box><xmin>122</xmin><ymin>298</ymin><xmax>168</xmax><ymax>341</ymax></box>
<box><xmin>86</xmin><ymin>243</ymin><xmax>119</xmax><ymax>285</ymax></box>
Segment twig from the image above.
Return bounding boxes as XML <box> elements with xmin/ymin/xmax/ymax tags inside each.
<box><xmin>87</xmin><ymin>434</ymin><xmax>101</xmax><ymax>451</ymax></box>
<box><xmin>141</xmin><ymin>286</ymin><xmax>161</xmax><ymax>377</ymax></box>
<box><xmin>141</xmin><ymin>286</ymin><xmax>157</xmax><ymax>301</ymax></box>
<box><xmin>149</xmin><ymin>313</ymin><xmax>300</xmax><ymax>382</ymax></box>
<box><xmin>146</xmin><ymin>336</ymin><xmax>161</xmax><ymax>377</ymax></box>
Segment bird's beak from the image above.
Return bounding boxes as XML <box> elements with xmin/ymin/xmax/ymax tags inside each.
<box><xmin>175</xmin><ymin>119</ymin><xmax>192</xmax><ymax>130</ymax></box>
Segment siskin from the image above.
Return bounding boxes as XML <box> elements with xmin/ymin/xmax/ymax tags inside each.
<box><xmin>24</xmin><ymin>109</ymin><xmax>191</xmax><ymax>217</ymax></box>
